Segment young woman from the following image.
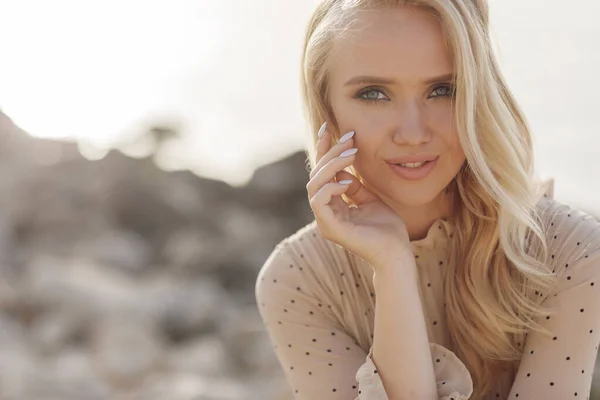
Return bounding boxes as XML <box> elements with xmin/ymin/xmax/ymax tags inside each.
<box><xmin>255</xmin><ymin>0</ymin><xmax>600</xmax><ymax>399</ymax></box>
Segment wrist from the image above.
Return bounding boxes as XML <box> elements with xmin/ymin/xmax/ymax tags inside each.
<box><xmin>372</xmin><ymin>245</ymin><xmax>415</xmax><ymax>270</ymax></box>
<box><xmin>372</xmin><ymin>250</ymin><xmax>418</xmax><ymax>283</ymax></box>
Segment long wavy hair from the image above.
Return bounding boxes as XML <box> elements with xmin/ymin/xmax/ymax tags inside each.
<box><xmin>300</xmin><ymin>0</ymin><xmax>558</xmax><ymax>398</ymax></box>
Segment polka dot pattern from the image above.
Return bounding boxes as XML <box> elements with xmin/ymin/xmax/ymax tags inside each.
<box><xmin>255</xmin><ymin>189</ymin><xmax>600</xmax><ymax>399</ymax></box>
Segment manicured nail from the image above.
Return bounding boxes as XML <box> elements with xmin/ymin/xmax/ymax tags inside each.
<box><xmin>339</xmin><ymin>130</ymin><xmax>355</xmax><ymax>144</ymax></box>
<box><xmin>338</xmin><ymin>179</ymin><xmax>352</xmax><ymax>185</ymax></box>
<box><xmin>318</xmin><ymin>122</ymin><xmax>327</xmax><ymax>138</ymax></box>
<box><xmin>339</xmin><ymin>148</ymin><xmax>358</xmax><ymax>158</ymax></box>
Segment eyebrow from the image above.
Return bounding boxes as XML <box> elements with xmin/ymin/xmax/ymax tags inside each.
<box><xmin>344</xmin><ymin>73</ymin><xmax>455</xmax><ymax>86</ymax></box>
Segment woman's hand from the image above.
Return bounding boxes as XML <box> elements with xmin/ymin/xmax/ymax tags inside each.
<box><xmin>306</xmin><ymin>122</ymin><xmax>412</xmax><ymax>269</ymax></box>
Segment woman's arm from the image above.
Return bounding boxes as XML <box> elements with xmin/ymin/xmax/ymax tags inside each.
<box><xmin>372</xmin><ymin>254</ymin><xmax>438</xmax><ymax>399</ymax></box>
<box><xmin>506</xmin><ymin>205</ymin><xmax>600</xmax><ymax>399</ymax></box>
<box><xmin>256</xmin><ymin>240</ymin><xmax>373</xmax><ymax>399</ymax></box>
<box><xmin>257</xmin><ymin>231</ymin><xmax>473</xmax><ymax>400</ymax></box>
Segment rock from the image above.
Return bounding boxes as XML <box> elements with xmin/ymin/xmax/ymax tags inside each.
<box><xmin>217</xmin><ymin>306</ymin><xmax>279</xmax><ymax>373</ymax></box>
<box><xmin>0</xmin><ymin>316</ymin><xmax>42</xmax><ymax>399</ymax></box>
<box><xmin>90</xmin><ymin>313</ymin><xmax>166</xmax><ymax>390</ymax></box>
<box><xmin>123</xmin><ymin>373</ymin><xmax>249</xmax><ymax>400</ymax></box>
<box><xmin>0</xmin><ymin>108</ymin><xmax>332</xmax><ymax>400</ymax></box>
<box><xmin>29</xmin><ymin>310</ymin><xmax>87</xmax><ymax>354</ymax></box>
<box><xmin>162</xmin><ymin>227</ymin><xmax>222</xmax><ymax>275</ymax></box>
<box><xmin>71</xmin><ymin>230</ymin><xmax>152</xmax><ymax>274</ymax></box>
<box><xmin>20</xmin><ymin>349</ymin><xmax>114</xmax><ymax>400</ymax></box>
<box><xmin>144</xmin><ymin>277</ymin><xmax>228</xmax><ymax>342</ymax></box>
<box><xmin>0</xmin><ymin>277</ymin><xmax>19</xmax><ymax>313</ymax></box>
<box><xmin>166</xmin><ymin>335</ymin><xmax>234</xmax><ymax>378</ymax></box>
<box><xmin>22</xmin><ymin>255</ymin><xmax>147</xmax><ymax>321</ymax></box>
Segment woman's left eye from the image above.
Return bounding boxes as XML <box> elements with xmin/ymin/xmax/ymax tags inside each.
<box><xmin>428</xmin><ymin>84</ymin><xmax>456</xmax><ymax>98</ymax></box>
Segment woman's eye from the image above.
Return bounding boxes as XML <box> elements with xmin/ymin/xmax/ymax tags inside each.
<box><xmin>429</xmin><ymin>84</ymin><xmax>455</xmax><ymax>98</ymax></box>
<box><xmin>357</xmin><ymin>88</ymin><xmax>388</xmax><ymax>102</ymax></box>
<box><xmin>355</xmin><ymin>85</ymin><xmax>454</xmax><ymax>103</ymax></box>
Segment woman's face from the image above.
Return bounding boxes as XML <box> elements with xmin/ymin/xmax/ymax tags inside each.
<box><xmin>328</xmin><ymin>6</ymin><xmax>466</xmax><ymax>210</ymax></box>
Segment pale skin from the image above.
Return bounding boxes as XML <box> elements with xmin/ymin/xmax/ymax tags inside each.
<box><xmin>306</xmin><ymin>5</ymin><xmax>467</xmax><ymax>399</ymax></box>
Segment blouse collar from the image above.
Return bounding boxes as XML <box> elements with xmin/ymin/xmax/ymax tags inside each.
<box><xmin>407</xmin><ymin>177</ymin><xmax>555</xmax><ymax>253</ymax></box>
<box><xmin>409</xmin><ymin>217</ymin><xmax>454</xmax><ymax>253</ymax></box>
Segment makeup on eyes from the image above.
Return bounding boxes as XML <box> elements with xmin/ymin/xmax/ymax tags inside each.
<box><xmin>353</xmin><ymin>82</ymin><xmax>456</xmax><ymax>104</ymax></box>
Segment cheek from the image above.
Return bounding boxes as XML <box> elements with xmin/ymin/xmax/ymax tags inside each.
<box><xmin>331</xmin><ymin>101</ymin><xmax>389</xmax><ymax>147</ymax></box>
<box><xmin>335</xmin><ymin>103</ymin><xmax>386</xmax><ymax>131</ymax></box>
<box><xmin>426</xmin><ymin>103</ymin><xmax>454</xmax><ymax>130</ymax></box>
<box><xmin>427</xmin><ymin>105</ymin><xmax>461</xmax><ymax>148</ymax></box>
<box><xmin>331</xmin><ymin>91</ymin><xmax>391</xmax><ymax>128</ymax></box>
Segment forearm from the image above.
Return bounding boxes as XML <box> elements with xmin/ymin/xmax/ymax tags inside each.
<box><xmin>372</xmin><ymin>255</ymin><xmax>438</xmax><ymax>400</ymax></box>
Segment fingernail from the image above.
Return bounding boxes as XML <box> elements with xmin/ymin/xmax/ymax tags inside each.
<box><xmin>339</xmin><ymin>148</ymin><xmax>358</xmax><ymax>158</ymax></box>
<box><xmin>338</xmin><ymin>179</ymin><xmax>352</xmax><ymax>185</ymax></box>
<box><xmin>318</xmin><ymin>122</ymin><xmax>327</xmax><ymax>138</ymax></box>
<box><xmin>339</xmin><ymin>130</ymin><xmax>355</xmax><ymax>144</ymax></box>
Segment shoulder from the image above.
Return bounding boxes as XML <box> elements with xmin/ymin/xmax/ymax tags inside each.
<box><xmin>255</xmin><ymin>220</ymin><xmax>361</xmax><ymax>299</ymax></box>
<box><xmin>534</xmin><ymin>197</ymin><xmax>600</xmax><ymax>287</ymax></box>
<box><xmin>536</xmin><ymin>197</ymin><xmax>600</xmax><ymax>262</ymax></box>
<box><xmin>257</xmin><ymin>220</ymin><xmax>350</xmax><ymax>274</ymax></box>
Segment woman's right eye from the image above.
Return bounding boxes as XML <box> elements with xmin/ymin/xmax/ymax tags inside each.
<box><xmin>355</xmin><ymin>88</ymin><xmax>389</xmax><ymax>103</ymax></box>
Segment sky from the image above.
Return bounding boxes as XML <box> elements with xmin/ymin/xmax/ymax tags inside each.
<box><xmin>0</xmin><ymin>0</ymin><xmax>598</xmax><ymax>212</ymax></box>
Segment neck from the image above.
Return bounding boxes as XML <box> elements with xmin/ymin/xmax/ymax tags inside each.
<box><xmin>397</xmin><ymin>186</ymin><xmax>457</xmax><ymax>242</ymax></box>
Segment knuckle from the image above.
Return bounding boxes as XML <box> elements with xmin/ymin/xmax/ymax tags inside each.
<box><xmin>321</xmin><ymin>183</ymin><xmax>333</xmax><ymax>194</ymax></box>
<box><xmin>309</xmin><ymin>189</ymin><xmax>321</xmax><ymax>204</ymax></box>
<box><xmin>306</xmin><ymin>181</ymin><xmax>317</xmax><ymax>194</ymax></box>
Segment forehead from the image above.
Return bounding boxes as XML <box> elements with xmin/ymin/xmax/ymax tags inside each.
<box><xmin>328</xmin><ymin>7</ymin><xmax>454</xmax><ymax>85</ymax></box>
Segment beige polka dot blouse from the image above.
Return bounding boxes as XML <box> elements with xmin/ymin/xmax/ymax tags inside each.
<box><xmin>255</xmin><ymin>186</ymin><xmax>600</xmax><ymax>399</ymax></box>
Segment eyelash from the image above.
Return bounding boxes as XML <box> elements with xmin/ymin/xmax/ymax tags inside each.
<box><xmin>354</xmin><ymin>84</ymin><xmax>456</xmax><ymax>104</ymax></box>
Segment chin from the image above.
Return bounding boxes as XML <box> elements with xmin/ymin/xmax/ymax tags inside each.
<box><xmin>357</xmin><ymin>163</ymin><xmax>458</xmax><ymax>208</ymax></box>
<box><xmin>381</xmin><ymin>161</ymin><xmax>460</xmax><ymax>209</ymax></box>
<box><xmin>376</xmin><ymin>169</ymin><xmax>454</xmax><ymax>208</ymax></box>
<box><xmin>390</xmin><ymin>185</ymin><xmax>444</xmax><ymax>208</ymax></box>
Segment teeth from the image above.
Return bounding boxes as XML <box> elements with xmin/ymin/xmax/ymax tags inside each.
<box><xmin>398</xmin><ymin>161</ymin><xmax>427</xmax><ymax>168</ymax></box>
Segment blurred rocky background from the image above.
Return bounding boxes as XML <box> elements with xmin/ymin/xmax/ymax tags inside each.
<box><xmin>1</xmin><ymin>107</ymin><xmax>599</xmax><ymax>400</ymax></box>
<box><xmin>1</xmin><ymin>0</ymin><xmax>599</xmax><ymax>397</ymax></box>
<box><xmin>0</xmin><ymin>110</ymin><xmax>314</xmax><ymax>400</ymax></box>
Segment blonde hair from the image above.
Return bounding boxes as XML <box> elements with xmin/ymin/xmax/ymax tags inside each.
<box><xmin>300</xmin><ymin>1</ymin><xmax>558</xmax><ymax>398</ymax></box>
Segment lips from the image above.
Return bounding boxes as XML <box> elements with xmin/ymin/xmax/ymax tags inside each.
<box><xmin>387</xmin><ymin>157</ymin><xmax>439</xmax><ymax>181</ymax></box>
<box><xmin>386</xmin><ymin>155</ymin><xmax>439</xmax><ymax>164</ymax></box>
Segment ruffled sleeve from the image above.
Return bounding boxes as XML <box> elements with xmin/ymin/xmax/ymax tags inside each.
<box><xmin>355</xmin><ymin>342</ymin><xmax>473</xmax><ymax>399</ymax></box>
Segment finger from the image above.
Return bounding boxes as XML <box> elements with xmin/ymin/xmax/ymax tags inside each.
<box><xmin>306</xmin><ymin>147</ymin><xmax>358</xmax><ymax>199</ymax></box>
<box><xmin>309</xmin><ymin>180</ymin><xmax>352</xmax><ymax>235</ymax></box>
<box><xmin>335</xmin><ymin>170</ymin><xmax>359</xmax><ymax>207</ymax></box>
<box><xmin>310</xmin><ymin>122</ymin><xmax>334</xmax><ymax>182</ymax></box>
<box><xmin>310</xmin><ymin>128</ymin><xmax>355</xmax><ymax>180</ymax></box>
<box><xmin>314</xmin><ymin>121</ymin><xmax>330</xmax><ymax>167</ymax></box>
<box><xmin>334</xmin><ymin>169</ymin><xmax>376</xmax><ymax>206</ymax></box>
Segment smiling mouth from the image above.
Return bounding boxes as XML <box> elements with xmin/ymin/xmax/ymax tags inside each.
<box><xmin>394</xmin><ymin>161</ymin><xmax>430</xmax><ymax>168</ymax></box>
<box><xmin>388</xmin><ymin>157</ymin><xmax>439</xmax><ymax>180</ymax></box>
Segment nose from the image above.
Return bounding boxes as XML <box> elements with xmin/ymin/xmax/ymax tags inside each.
<box><xmin>392</xmin><ymin>101</ymin><xmax>431</xmax><ymax>146</ymax></box>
